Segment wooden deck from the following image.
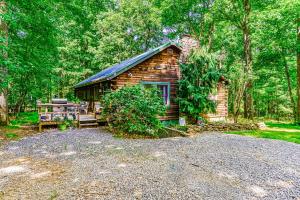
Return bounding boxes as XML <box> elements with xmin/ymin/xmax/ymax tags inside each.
<box><xmin>38</xmin><ymin>114</ymin><xmax>99</xmax><ymax>131</ymax></box>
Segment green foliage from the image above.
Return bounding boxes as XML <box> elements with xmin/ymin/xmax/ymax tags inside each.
<box><xmin>58</xmin><ymin>124</ymin><xmax>67</xmax><ymax>131</ymax></box>
<box><xmin>156</xmin><ymin>0</ymin><xmax>211</xmax><ymax>37</ymax></box>
<box><xmin>178</xmin><ymin>47</ymin><xmax>221</xmax><ymax>120</ymax></box>
<box><xmin>54</xmin><ymin>118</ymin><xmax>74</xmax><ymax>131</ymax></box>
<box><xmin>10</xmin><ymin>112</ymin><xmax>39</xmax><ymax>126</ymax></box>
<box><xmin>162</xmin><ymin>120</ymin><xmax>178</xmax><ymax>127</ymax></box>
<box><xmin>101</xmin><ymin>85</ymin><xmax>166</xmax><ymax>137</ymax></box>
<box><xmin>3</xmin><ymin>1</ymin><xmax>60</xmax><ymax>110</ymax></box>
<box><xmin>1</xmin><ymin>0</ymin><xmax>299</xmax><ymax>124</ymax></box>
<box><xmin>5</xmin><ymin>133</ymin><xmax>18</xmax><ymax>139</ymax></box>
<box><xmin>91</xmin><ymin>0</ymin><xmax>163</xmax><ymax>71</ymax></box>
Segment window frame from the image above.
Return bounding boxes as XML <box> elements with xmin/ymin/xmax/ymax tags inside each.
<box><xmin>141</xmin><ymin>81</ymin><xmax>171</xmax><ymax>106</ymax></box>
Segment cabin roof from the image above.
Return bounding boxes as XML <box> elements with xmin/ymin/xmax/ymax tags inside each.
<box><xmin>75</xmin><ymin>42</ymin><xmax>181</xmax><ymax>88</ymax></box>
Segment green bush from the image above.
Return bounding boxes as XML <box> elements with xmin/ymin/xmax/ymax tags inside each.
<box><xmin>101</xmin><ymin>85</ymin><xmax>166</xmax><ymax>137</ymax></box>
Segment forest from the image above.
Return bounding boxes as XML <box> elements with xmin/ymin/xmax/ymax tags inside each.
<box><xmin>0</xmin><ymin>0</ymin><xmax>299</xmax><ymax>124</ymax></box>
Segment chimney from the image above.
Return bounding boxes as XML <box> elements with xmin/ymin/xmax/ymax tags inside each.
<box><xmin>179</xmin><ymin>34</ymin><xmax>199</xmax><ymax>63</ymax></box>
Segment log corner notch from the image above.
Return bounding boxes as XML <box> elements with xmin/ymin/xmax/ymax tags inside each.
<box><xmin>0</xmin><ymin>1</ymin><xmax>8</xmax><ymax>125</ymax></box>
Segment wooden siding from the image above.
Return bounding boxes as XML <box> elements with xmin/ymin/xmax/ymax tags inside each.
<box><xmin>75</xmin><ymin>82</ymin><xmax>111</xmax><ymax>112</ymax></box>
<box><xmin>111</xmin><ymin>46</ymin><xmax>181</xmax><ymax>120</ymax></box>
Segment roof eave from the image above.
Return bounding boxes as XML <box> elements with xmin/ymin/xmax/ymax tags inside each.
<box><xmin>74</xmin><ymin>78</ymin><xmax>106</xmax><ymax>89</ymax></box>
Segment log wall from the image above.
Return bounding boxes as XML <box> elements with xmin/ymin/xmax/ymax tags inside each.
<box><xmin>111</xmin><ymin>46</ymin><xmax>181</xmax><ymax>120</ymax></box>
<box><xmin>205</xmin><ymin>82</ymin><xmax>229</xmax><ymax>122</ymax></box>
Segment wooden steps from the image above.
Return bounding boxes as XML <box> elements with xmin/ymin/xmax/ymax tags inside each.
<box><xmin>79</xmin><ymin>115</ymin><xmax>98</xmax><ymax>128</ymax></box>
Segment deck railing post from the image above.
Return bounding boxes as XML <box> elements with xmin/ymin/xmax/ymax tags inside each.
<box><xmin>77</xmin><ymin>106</ymin><xmax>80</xmax><ymax>128</ymax></box>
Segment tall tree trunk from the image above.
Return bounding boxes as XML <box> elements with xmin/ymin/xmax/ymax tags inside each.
<box><xmin>242</xmin><ymin>0</ymin><xmax>253</xmax><ymax>120</ymax></box>
<box><xmin>282</xmin><ymin>53</ymin><xmax>296</xmax><ymax>121</ymax></box>
<box><xmin>233</xmin><ymin>81</ymin><xmax>246</xmax><ymax>123</ymax></box>
<box><xmin>0</xmin><ymin>1</ymin><xmax>8</xmax><ymax>125</ymax></box>
<box><xmin>297</xmin><ymin>17</ymin><xmax>300</xmax><ymax>122</ymax></box>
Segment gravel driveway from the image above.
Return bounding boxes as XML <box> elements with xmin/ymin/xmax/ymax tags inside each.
<box><xmin>0</xmin><ymin>128</ymin><xmax>300</xmax><ymax>200</ymax></box>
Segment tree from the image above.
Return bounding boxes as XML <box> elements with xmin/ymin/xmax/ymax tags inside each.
<box><xmin>212</xmin><ymin>0</ymin><xmax>255</xmax><ymax>119</ymax></box>
<box><xmin>156</xmin><ymin>0</ymin><xmax>213</xmax><ymax>38</ymax></box>
<box><xmin>90</xmin><ymin>0</ymin><xmax>163</xmax><ymax>70</ymax></box>
<box><xmin>0</xmin><ymin>1</ymin><xmax>8</xmax><ymax>124</ymax></box>
<box><xmin>5</xmin><ymin>0</ymin><xmax>60</xmax><ymax>112</ymax></box>
<box><xmin>252</xmin><ymin>0</ymin><xmax>299</xmax><ymax>121</ymax></box>
<box><xmin>178</xmin><ymin>47</ymin><xmax>221</xmax><ymax>121</ymax></box>
<box><xmin>54</xmin><ymin>0</ymin><xmax>114</xmax><ymax>99</ymax></box>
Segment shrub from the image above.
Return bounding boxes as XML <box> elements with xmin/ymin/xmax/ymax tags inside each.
<box><xmin>101</xmin><ymin>85</ymin><xmax>166</xmax><ymax>137</ymax></box>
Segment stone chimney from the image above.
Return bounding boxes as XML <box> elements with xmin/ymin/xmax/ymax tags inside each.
<box><xmin>179</xmin><ymin>34</ymin><xmax>199</xmax><ymax>63</ymax></box>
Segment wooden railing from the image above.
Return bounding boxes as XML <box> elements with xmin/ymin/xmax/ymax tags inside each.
<box><xmin>37</xmin><ymin>103</ymin><xmax>81</xmax><ymax>131</ymax></box>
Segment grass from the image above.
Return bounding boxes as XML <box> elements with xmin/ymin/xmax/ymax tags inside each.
<box><xmin>5</xmin><ymin>133</ymin><xmax>19</xmax><ymax>139</ymax></box>
<box><xmin>0</xmin><ymin>112</ymin><xmax>38</xmax><ymax>142</ymax></box>
<box><xmin>9</xmin><ymin>112</ymin><xmax>39</xmax><ymax>126</ymax></box>
<box><xmin>226</xmin><ymin>122</ymin><xmax>300</xmax><ymax>144</ymax></box>
<box><xmin>265</xmin><ymin>122</ymin><xmax>300</xmax><ymax>130</ymax></box>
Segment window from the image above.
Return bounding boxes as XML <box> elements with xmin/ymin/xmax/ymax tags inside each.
<box><xmin>142</xmin><ymin>82</ymin><xmax>170</xmax><ymax>105</ymax></box>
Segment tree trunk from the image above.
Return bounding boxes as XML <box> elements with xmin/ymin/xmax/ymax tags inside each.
<box><xmin>297</xmin><ymin>17</ymin><xmax>300</xmax><ymax>122</ymax></box>
<box><xmin>14</xmin><ymin>92</ymin><xmax>27</xmax><ymax>114</ymax></box>
<box><xmin>242</xmin><ymin>0</ymin><xmax>253</xmax><ymax>120</ymax></box>
<box><xmin>282</xmin><ymin>53</ymin><xmax>296</xmax><ymax>121</ymax></box>
<box><xmin>0</xmin><ymin>1</ymin><xmax>8</xmax><ymax>125</ymax></box>
<box><xmin>233</xmin><ymin>82</ymin><xmax>246</xmax><ymax>123</ymax></box>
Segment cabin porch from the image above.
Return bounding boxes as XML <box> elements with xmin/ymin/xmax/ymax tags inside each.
<box><xmin>37</xmin><ymin>99</ymin><xmax>102</xmax><ymax>131</ymax></box>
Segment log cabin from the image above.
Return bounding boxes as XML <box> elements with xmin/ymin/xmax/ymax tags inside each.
<box><xmin>74</xmin><ymin>35</ymin><xmax>228</xmax><ymax>121</ymax></box>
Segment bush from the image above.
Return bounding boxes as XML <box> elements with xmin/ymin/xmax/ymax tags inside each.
<box><xmin>101</xmin><ymin>85</ymin><xmax>166</xmax><ymax>137</ymax></box>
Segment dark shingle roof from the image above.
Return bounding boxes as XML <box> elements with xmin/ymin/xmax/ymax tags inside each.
<box><xmin>75</xmin><ymin>42</ymin><xmax>181</xmax><ymax>88</ymax></box>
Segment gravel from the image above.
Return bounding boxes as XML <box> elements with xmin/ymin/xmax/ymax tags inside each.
<box><xmin>0</xmin><ymin>128</ymin><xmax>300</xmax><ymax>200</ymax></box>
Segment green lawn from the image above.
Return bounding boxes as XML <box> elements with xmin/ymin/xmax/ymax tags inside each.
<box><xmin>226</xmin><ymin>123</ymin><xmax>300</xmax><ymax>144</ymax></box>
<box><xmin>265</xmin><ymin>122</ymin><xmax>300</xmax><ymax>130</ymax></box>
